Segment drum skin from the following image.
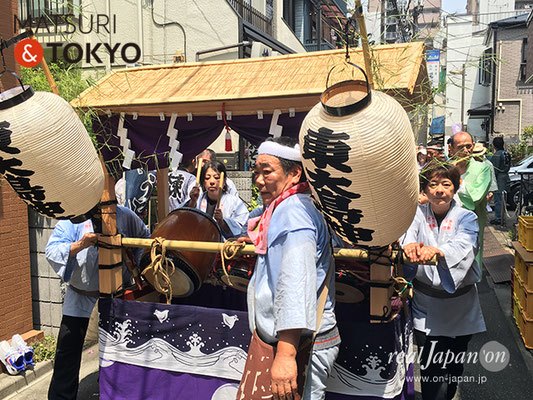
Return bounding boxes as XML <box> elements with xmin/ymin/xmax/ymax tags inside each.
<box><xmin>140</xmin><ymin>208</ymin><xmax>221</xmax><ymax>297</ymax></box>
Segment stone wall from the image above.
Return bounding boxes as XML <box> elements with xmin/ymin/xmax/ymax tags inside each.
<box><xmin>28</xmin><ymin>210</ymin><xmax>63</xmax><ymax>337</ymax></box>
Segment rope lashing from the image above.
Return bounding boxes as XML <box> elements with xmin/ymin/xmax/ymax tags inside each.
<box><xmin>219</xmin><ymin>239</ymin><xmax>247</xmax><ymax>288</ymax></box>
<box><xmin>142</xmin><ymin>237</ymin><xmax>175</xmax><ymax>304</ymax></box>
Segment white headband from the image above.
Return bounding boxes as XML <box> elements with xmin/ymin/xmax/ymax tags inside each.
<box><xmin>257</xmin><ymin>141</ymin><xmax>302</xmax><ymax>162</ymax></box>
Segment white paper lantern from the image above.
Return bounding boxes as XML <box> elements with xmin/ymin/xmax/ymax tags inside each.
<box><xmin>299</xmin><ymin>78</ymin><xmax>419</xmax><ymax>247</ymax></box>
<box><xmin>0</xmin><ymin>84</ymin><xmax>104</xmax><ymax>220</ymax></box>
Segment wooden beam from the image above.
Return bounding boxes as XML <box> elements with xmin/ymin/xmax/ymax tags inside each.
<box><xmin>98</xmin><ymin>158</ymin><xmax>122</xmax><ymax>295</ymax></box>
<box><xmin>368</xmin><ymin>248</ymin><xmax>395</xmax><ymax>323</ymax></box>
<box><xmin>156</xmin><ymin>168</ymin><xmax>170</xmax><ymax>222</ymax></box>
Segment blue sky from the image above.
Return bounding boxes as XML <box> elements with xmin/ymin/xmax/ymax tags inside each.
<box><xmin>442</xmin><ymin>0</ymin><xmax>467</xmax><ymax>13</ymax></box>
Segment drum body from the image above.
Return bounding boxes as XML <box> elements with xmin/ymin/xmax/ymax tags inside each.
<box><xmin>334</xmin><ymin>259</ymin><xmax>370</xmax><ymax>303</ymax></box>
<box><xmin>213</xmin><ymin>254</ymin><xmax>256</xmax><ymax>293</ymax></box>
<box><xmin>140</xmin><ymin>208</ymin><xmax>221</xmax><ymax>297</ymax></box>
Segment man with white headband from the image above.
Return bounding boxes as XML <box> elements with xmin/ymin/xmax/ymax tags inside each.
<box><xmin>240</xmin><ymin>137</ymin><xmax>339</xmax><ymax>399</ymax></box>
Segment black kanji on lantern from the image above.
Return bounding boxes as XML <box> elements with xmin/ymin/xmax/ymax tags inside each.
<box><xmin>0</xmin><ymin>121</ymin><xmax>20</xmax><ymax>155</ymax></box>
<box><xmin>1</xmin><ymin>120</ymin><xmax>67</xmax><ymax>218</ymax></box>
<box><xmin>302</xmin><ymin>127</ymin><xmax>352</xmax><ymax>173</ymax></box>
<box><xmin>303</xmin><ymin>126</ymin><xmax>374</xmax><ymax>244</ymax></box>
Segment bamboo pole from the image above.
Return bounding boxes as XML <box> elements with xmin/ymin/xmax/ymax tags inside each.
<box><xmin>26</xmin><ymin>30</ymin><xmax>59</xmax><ymax>95</ymax></box>
<box><xmin>196</xmin><ymin>158</ymin><xmax>203</xmax><ymax>185</ymax></box>
<box><xmin>121</xmin><ymin>237</ymin><xmax>436</xmax><ymax>265</ymax></box>
<box><xmin>216</xmin><ymin>172</ymin><xmax>224</xmax><ymax>208</ymax></box>
<box><xmin>353</xmin><ymin>0</ymin><xmax>374</xmax><ymax>89</ymax></box>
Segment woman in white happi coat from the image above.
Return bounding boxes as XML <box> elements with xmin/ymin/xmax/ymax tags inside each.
<box><xmin>188</xmin><ymin>160</ymin><xmax>248</xmax><ymax>239</ymax></box>
<box><xmin>401</xmin><ymin>161</ymin><xmax>486</xmax><ymax>400</ymax></box>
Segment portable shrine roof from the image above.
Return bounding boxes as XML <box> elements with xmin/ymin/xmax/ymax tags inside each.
<box><xmin>71</xmin><ymin>41</ymin><xmax>430</xmax><ymax>116</ymax></box>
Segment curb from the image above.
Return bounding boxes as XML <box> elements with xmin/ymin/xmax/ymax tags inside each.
<box><xmin>0</xmin><ymin>358</ymin><xmax>54</xmax><ymax>399</ymax></box>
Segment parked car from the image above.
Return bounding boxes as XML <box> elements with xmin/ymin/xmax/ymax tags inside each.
<box><xmin>507</xmin><ymin>155</ymin><xmax>533</xmax><ymax>210</ymax></box>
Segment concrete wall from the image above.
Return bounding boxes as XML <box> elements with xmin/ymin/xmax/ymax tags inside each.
<box><xmin>28</xmin><ymin>210</ymin><xmax>63</xmax><ymax>337</ymax></box>
<box><xmin>273</xmin><ymin>0</ymin><xmax>306</xmax><ymax>52</ymax></box>
<box><xmin>493</xmin><ymin>27</ymin><xmax>533</xmax><ymax>140</ymax></box>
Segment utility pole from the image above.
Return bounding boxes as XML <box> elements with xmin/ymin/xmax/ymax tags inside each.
<box><xmin>461</xmin><ymin>63</ymin><xmax>466</xmax><ymax>130</ymax></box>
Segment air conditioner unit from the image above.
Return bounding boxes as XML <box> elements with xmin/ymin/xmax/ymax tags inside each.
<box><xmin>251</xmin><ymin>42</ymin><xmax>272</xmax><ymax>58</ymax></box>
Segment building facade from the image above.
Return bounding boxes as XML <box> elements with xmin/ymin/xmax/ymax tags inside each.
<box><xmin>444</xmin><ymin>0</ymin><xmax>524</xmax><ymax>141</ymax></box>
<box><xmin>487</xmin><ymin>13</ymin><xmax>533</xmax><ymax>140</ymax></box>
<box><xmin>527</xmin><ymin>11</ymin><xmax>533</xmax><ymax>82</ymax></box>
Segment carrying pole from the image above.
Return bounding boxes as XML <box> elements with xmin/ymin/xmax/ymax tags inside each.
<box><xmin>353</xmin><ymin>0</ymin><xmax>374</xmax><ymax>89</ymax></box>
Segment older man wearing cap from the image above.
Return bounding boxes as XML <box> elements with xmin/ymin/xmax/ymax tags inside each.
<box><xmin>240</xmin><ymin>136</ymin><xmax>339</xmax><ymax>400</ymax></box>
<box><xmin>449</xmin><ymin>131</ymin><xmax>492</xmax><ymax>270</ymax></box>
<box><xmin>426</xmin><ymin>140</ymin><xmax>446</xmax><ymax>163</ymax></box>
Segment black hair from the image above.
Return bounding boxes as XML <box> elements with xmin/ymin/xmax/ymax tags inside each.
<box><xmin>179</xmin><ymin>159</ymin><xmax>194</xmax><ymax>171</ymax></box>
<box><xmin>493</xmin><ymin>136</ymin><xmax>504</xmax><ymax>150</ymax></box>
<box><xmin>427</xmin><ymin>139</ymin><xmax>442</xmax><ymax>147</ymax></box>
<box><xmin>200</xmin><ymin>160</ymin><xmax>227</xmax><ymax>192</ymax></box>
<box><xmin>420</xmin><ymin>161</ymin><xmax>461</xmax><ymax>193</ymax></box>
<box><xmin>264</xmin><ymin>137</ymin><xmax>307</xmax><ymax>183</ymax></box>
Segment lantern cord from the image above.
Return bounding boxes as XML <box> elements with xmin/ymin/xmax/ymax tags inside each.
<box><xmin>221</xmin><ymin>102</ymin><xmax>231</xmax><ymax>134</ymax></box>
<box><xmin>96</xmin><ymin>237</ymin><xmax>122</xmax><ymax>250</ymax></box>
<box><xmin>343</xmin><ymin>18</ymin><xmax>351</xmax><ymax>63</ymax></box>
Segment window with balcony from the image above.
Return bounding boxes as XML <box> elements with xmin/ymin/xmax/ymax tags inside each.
<box><xmin>17</xmin><ymin>0</ymin><xmax>82</xmax><ymax>26</ymax></box>
<box><xmin>228</xmin><ymin>0</ymin><xmax>272</xmax><ymax>36</ymax></box>
<box><xmin>283</xmin><ymin>0</ymin><xmax>296</xmax><ymax>31</ymax></box>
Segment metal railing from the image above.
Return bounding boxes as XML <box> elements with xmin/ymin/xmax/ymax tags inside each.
<box><xmin>304</xmin><ymin>38</ymin><xmax>336</xmax><ymax>52</ymax></box>
<box><xmin>227</xmin><ymin>0</ymin><xmax>272</xmax><ymax>36</ymax></box>
<box><xmin>17</xmin><ymin>0</ymin><xmax>81</xmax><ymax>26</ymax></box>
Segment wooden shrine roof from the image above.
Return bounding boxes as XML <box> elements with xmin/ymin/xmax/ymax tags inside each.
<box><xmin>71</xmin><ymin>41</ymin><xmax>430</xmax><ymax>116</ymax></box>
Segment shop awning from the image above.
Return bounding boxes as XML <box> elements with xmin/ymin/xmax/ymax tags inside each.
<box><xmin>467</xmin><ymin>103</ymin><xmax>492</xmax><ymax>117</ymax></box>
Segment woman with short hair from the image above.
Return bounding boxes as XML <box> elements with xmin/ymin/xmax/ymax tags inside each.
<box><xmin>402</xmin><ymin>161</ymin><xmax>486</xmax><ymax>400</ymax></box>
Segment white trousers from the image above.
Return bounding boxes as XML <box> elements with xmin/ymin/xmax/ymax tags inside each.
<box><xmin>302</xmin><ymin>344</ymin><xmax>340</xmax><ymax>400</ymax></box>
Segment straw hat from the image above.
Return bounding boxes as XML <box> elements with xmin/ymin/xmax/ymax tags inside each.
<box><xmin>0</xmin><ymin>86</ymin><xmax>104</xmax><ymax>220</ymax></box>
<box><xmin>299</xmin><ymin>77</ymin><xmax>419</xmax><ymax>247</ymax></box>
<box><xmin>472</xmin><ymin>142</ymin><xmax>487</xmax><ymax>157</ymax></box>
